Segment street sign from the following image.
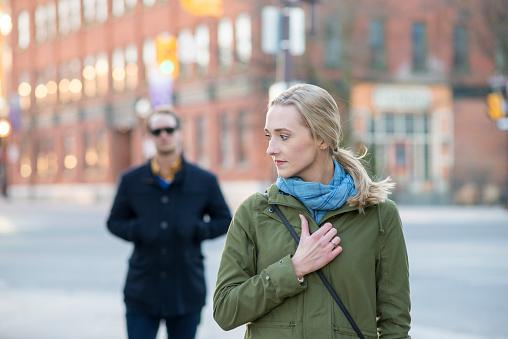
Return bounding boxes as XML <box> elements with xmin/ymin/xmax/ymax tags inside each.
<box><xmin>261</xmin><ymin>6</ymin><xmax>305</xmax><ymax>56</ymax></box>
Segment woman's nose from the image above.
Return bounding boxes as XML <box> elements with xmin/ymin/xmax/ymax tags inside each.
<box><xmin>266</xmin><ymin>139</ymin><xmax>278</xmax><ymax>156</ymax></box>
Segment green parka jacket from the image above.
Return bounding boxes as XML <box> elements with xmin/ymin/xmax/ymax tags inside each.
<box><xmin>213</xmin><ymin>184</ymin><xmax>411</xmax><ymax>339</ymax></box>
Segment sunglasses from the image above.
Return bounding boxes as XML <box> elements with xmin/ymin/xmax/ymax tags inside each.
<box><xmin>150</xmin><ymin>127</ymin><xmax>178</xmax><ymax>136</ymax></box>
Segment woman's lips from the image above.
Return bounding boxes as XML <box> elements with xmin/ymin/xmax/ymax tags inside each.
<box><xmin>274</xmin><ymin>160</ymin><xmax>287</xmax><ymax>166</ymax></box>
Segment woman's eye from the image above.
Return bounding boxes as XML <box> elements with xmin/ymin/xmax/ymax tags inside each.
<box><xmin>280</xmin><ymin>135</ymin><xmax>289</xmax><ymax>141</ymax></box>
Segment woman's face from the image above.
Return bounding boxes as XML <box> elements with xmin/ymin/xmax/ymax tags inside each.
<box><xmin>265</xmin><ymin>104</ymin><xmax>325</xmax><ymax>181</ymax></box>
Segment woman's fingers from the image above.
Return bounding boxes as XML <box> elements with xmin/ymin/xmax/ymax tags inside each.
<box><xmin>321</xmin><ymin>227</ymin><xmax>338</xmax><ymax>244</ymax></box>
<box><xmin>331</xmin><ymin>244</ymin><xmax>343</xmax><ymax>256</ymax></box>
<box><xmin>312</xmin><ymin>222</ymin><xmax>332</xmax><ymax>238</ymax></box>
<box><xmin>299</xmin><ymin>214</ymin><xmax>310</xmax><ymax>239</ymax></box>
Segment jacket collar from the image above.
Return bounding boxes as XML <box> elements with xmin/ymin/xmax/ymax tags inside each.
<box><xmin>141</xmin><ymin>155</ymin><xmax>188</xmax><ymax>187</ymax></box>
<box><xmin>266</xmin><ymin>183</ymin><xmax>360</xmax><ymax>222</ymax></box>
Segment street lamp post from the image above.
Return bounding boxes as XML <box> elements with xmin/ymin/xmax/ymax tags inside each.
<box><xmin>0</xmin><ymin>118</ymin><xmax>10</xmax><ymax>197</ymax></box>
<box><xmin>0</xmin><ymin>5</ymin><xmax>12</xmax><ymax>198</ymax></box>
<box><xmin>270</xmin><ymin>0</ymin><xmax>318</xmax><ymax>102</ymax></box>
<box><xmin>278</xmin><ymin>0</ymin><xmax>318</xmax><ymax>83</ymax></box>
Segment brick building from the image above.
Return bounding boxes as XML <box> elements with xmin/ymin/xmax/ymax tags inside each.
<box><xmin>4</xmin><ymin>0</ymin><xmax>507</xmax><ymax>206</ymax></box>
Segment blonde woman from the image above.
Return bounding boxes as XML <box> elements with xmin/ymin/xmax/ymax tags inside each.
<box><xmin>213</xmin><ymin>84</ymin><xmax>410</xmax><ymax>339</ymax></box>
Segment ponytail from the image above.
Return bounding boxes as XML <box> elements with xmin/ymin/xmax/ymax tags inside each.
<box><xmin>333</xmin><ymin>148</ymin><xmax>395</xmax><ymax>213</ymax></box>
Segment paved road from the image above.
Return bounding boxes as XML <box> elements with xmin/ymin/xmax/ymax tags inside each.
<box><xmin>0</xmin><ymin>199</ymin><xmax>507</xmax><ymax>339</ymax></box>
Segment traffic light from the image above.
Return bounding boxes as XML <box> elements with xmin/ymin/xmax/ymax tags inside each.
<box><xmin>180</xmin><ymin>0</ymin><xmax>222</xmax><ymax>17</ymax></box>
<box><xmin>486</xmin><ymin>92</ymin><xmax>505</xmax><ymax>120</ymax></box>
<box><xmin>155</xmin><ymin>35</ymin><xmax>179</xmax><ymax>78</ymax></box>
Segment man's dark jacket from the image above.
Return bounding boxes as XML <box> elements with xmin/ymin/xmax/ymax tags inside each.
<box><xmin>107</xmin><ymin>157</ymin><xmax>232</xmax><ymax>317</ymax></box>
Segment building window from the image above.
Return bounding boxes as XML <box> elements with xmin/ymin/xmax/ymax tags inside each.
<box><xmin>47</xmin><ymin>4</ymin><xmax>57</xmax><ymax>39</ymax></box>
<box><xmin>422</xmin><ymin>114</ymin><xmax>430</xmax><ymax>134</ymax></box>
<box><xmin>69</xmin><ymin>59</ymin><xmax>82</xmax><ymax>101</ymax></box>
<box><xmin>237</xmin><ymin>111</ymin><xmax>248</xmax><ymax>165</ymax></box>
<box><xmin>218</xmin><ymin>18</ymin><xmax>233</xmax><ymax>68</ymax></box>
<box><xmin>58</xmin><ymin>0</ymin><xmax>81</xmax><ymax>34</ymax></box>
<box><xmin>96</xmin><ymin>53</ymin><xmax>109</xmax><ymax>95</ymax></box>
<box><xmin>34</xmin><ymin>4</ymin><xmax>57</xmax><ymax>42</ymax></box>
<box><xmin>83</xmin><ymin>55</ymin><xmax>97</xmax><ymax>97</ymax></box>
<box><xmin>143</xmin><ymin>0</ymin><xmax>157</xmax><ymax>6</ymax></box>
<box><xmin>17</xmin><ymin>11</ymin><xmax>30</xmax><ymax>49</ymax></box>
<box><xmin>142</xmin><ymin>38</ymin><xmax>155</xmax><ymax>82</ymax></box>
<box><xmin>405</xmin><ymin>115</ymin><xmax>414</xmax><ymax>134</ymax></box>
<box><xmin>384</xmin><ymin>113</ymin><xmax>395</xmax><ymax>134</ymax></box>
<box><xmin>112</xmin><ymin>48</ymin><xmax>126</xmax><ymax>92</ymax></box>
<box><xmin>324</xmin><ymin>17</ymin><xmax>341</xmax><ymax>68</ymax></box>
<box><xmin>35</xmin><ymin>81</ymin><xmax>47</xmax><ymax>106</ymax></box>
<box><xmin>411</xmin><ymin>22</ymin><xmax>427</xmax><ymax>72</ymax></box>
<box><xmin>125</xmin><ymin>44</ymin><xmax>138</xmax><ymax>90</ymax></box>
<box><xmin>369</xmin><ymin>117</ymin><xmax>376</xmax><ymax>135</ymax></box>
<box><xmin>58</xmin><ymin>0</ymin><xmax>70</xmax><ymax>34</ymax></box>
<box><xmin>83</xmin><ymin>130</ymin><xmax>107</xmax><ymax>171</ymax></box>
<box><xmin>35</xmin><ymin>68</ymin><xmax>56</xmax><ymax>106</ymax></box>
<box><xmin>36</xmin><ymin>138</ymin><xmax>57</xmax><ymax>178</ymax></box>
<box><xmin>58</xmin><ymin>70</ymin><xmax>70</xmax><ymax>103</ymax></box>
<box><xmin>17</xmin><ymin>74</ymin><xmax>32</xmax><ymax>110</ymax></box>
<box><xmin>96</xmin><ymin>130</ymin><xmax>109</xmax><ymax>169</ymax></box>
<box><xmin>113</xmin><ymin>0</ymin><xmax>136</xmax><ymax>17</ymax></box>
<box><xmin>219</xmin><ymin>113</ymin><xmax>231</xmax><ymax>168</ymax></box>
<box><xmin>47</xmin><ymin>79</ymin><xmax>58</xmax><ymax>105</ymax></box>
<box><xmin>395</xmin><ymin>143</ymin><xmax>406</xmax><ymax>167</ymax></box>
<box><xmin>84</xmin><ymin>132</ymin><xmax>97</xmax><ymax>170</ymax></box>
<box><xmin>453</xmin><ymin>25</ymin><xmax>469</xmax><ymax>72</ymax></box>
<box><xmin>19</xmin><ymin>141</ymin><xmax>33</xmax><ymax>179</ymax></box>
<box><xmin>178</xmin><ymin>29</ymin><xmax>195</xmax><ymax>77</ymax></box>
<box><xmin>35</xmin><ymin>5</ymin><xmax>47</xmax><ymax>42</ymax></box>
<box><xmin>112</xmin><ymin>0</ymin><xmax>125</xmax><ymax>16</ymax></box>
<box><xmin>125</xmin><ymin>0</ymin><xmax>137</xmax><ymax>10</ymax></box>
<box><xmin>195</xmin><ymin>25</ymin><xmax>210</xmax><ymax>72</ymax></box>
<box><xmin>236</xmin><ymin>13</ymin><xmax>252</xmax><ymax>63</ymax></box>
<box><xmin>70</xmin><ymin>0</ymin><xmax>81</xmax><ymax>31</ymax></box>
<box><xmin>84</xmin><ymin>0</ymin><xmax>108</xmax><ymax>23</ymax></box>
<box><xmin>63</xmin><ymin>134</ymin><xmax>78</xmax><ymax>173</ymax></box>
<box><xmin>59</xmin><ymin>59</ymin><xmax>82</xmax><ymax>103</ymax></box>
<box><xmin>83</xmin><ymin>0</ymin><xmax>95</xmax><ymax>23</ymax></box>
<box><xmin>369</xmin><ymin>19</ymin><xmax>386</xmax><ymax>70</ymax></box>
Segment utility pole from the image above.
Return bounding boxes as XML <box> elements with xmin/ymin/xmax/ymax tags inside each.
<box><xmin>270</xmin><ymin>0</ymin><xmax>318</xmax><ymax>101</ymax></box>
<box><xmin>278</xmin><ymin>2</ymin><xmax>292</xmax><ymax>84</ymax></box>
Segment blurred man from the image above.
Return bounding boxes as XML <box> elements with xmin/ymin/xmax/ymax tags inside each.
<box><xmin>107</xmin><ymin>107</ymin><xmax>231</xmax><ymax>339</ymax></box>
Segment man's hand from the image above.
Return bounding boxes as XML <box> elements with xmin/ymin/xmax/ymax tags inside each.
<box><xmin>291</xmin><ymin>214</ymin><xmax>343</xmax><ymax>278</ymax></box>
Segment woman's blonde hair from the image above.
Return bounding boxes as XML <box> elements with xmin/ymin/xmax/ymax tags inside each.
<box><xmin>269</xmin><ymin>83</ymin><xmax>395</xmax><ymax>211</ymax></box>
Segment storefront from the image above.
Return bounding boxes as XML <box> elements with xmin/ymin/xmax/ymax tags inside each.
<box><xmin>351</xmin><ymin>83</ymin><xmax>454</xmax><ymax>200</ymax></box>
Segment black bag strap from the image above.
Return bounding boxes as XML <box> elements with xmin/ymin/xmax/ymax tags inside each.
<box><xmin>270</xmin><ymin>204</ymin><xmax>365</xmax><ymax>339</ymax></box>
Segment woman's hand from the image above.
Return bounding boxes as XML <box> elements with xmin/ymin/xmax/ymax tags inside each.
<box><xmin>291</xmin><ymin>214</ymin><xmax>343</xmax><ymax>278</ymax></box>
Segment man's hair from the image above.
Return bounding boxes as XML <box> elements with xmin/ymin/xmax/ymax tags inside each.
<box><xmin>147</xmin><ymin>106</ymin><xmax>181</xmax><ymax>130</ymax></box>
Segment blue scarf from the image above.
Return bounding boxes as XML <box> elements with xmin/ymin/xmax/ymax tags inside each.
<box><xmin>276</xmin><ymin>160</ymin><xmax>357</xmax><ymax>223</ymax></box>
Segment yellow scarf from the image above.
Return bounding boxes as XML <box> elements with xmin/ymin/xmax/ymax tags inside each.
<box><xmin>150</xmin><ymin>156</ymin><xmax>182</xmax><ymax>181</ymax></box>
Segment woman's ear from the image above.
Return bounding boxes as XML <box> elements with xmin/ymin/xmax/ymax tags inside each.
<box><xmin>317</xmin><ymin>139</ymin><xmax>328</xmax><ymax>151</ymax></box>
